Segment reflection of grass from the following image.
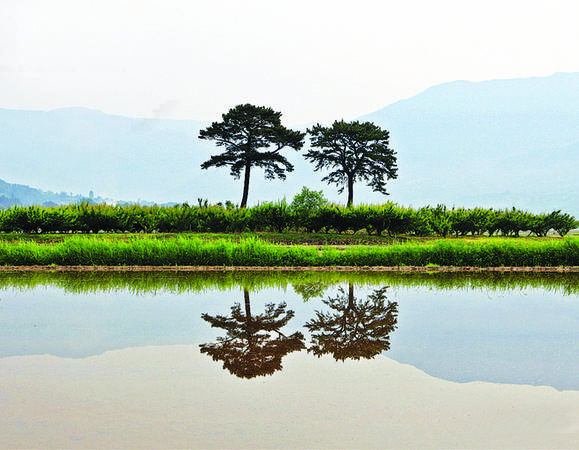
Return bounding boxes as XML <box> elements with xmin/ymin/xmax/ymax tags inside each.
<box><xmin>1</xmin><ymin>270</ymin><xmax>578</xmax><ymax>296</ymax></box>
<box><xmin>0</xmin><ymin>234</ymin><xmax>577</xmax><ymax>268</ymax></box>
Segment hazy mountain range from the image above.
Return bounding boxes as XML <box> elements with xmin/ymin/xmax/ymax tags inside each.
<box><xmin>1</xmin><ymin>72</ymin><xmax>578</xmax><ymax>215</ymax></box>
<box><xmin>0</xmin><ymin>178</ymin><xmax>108</xmax><ymax>208</ymax></box>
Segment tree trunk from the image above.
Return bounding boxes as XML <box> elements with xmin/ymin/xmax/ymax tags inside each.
<box><xmin>346</xmin><ymin>176</ymin><xmax>354</xmax><ymax>208</ymax></box>
<box><xmin>240</xmin><ymin>162</ymin><xmax>251</xmax><ymax>208</ymax></box>
<box><xmin>243</xmin><ymin>288</ymin><xmax>252</xmax><ymax>320</ymax></box>
<box><xmin>348</xmin><ymin>282</ymin><xmax>354</xmax><ymax>310</ymax></box>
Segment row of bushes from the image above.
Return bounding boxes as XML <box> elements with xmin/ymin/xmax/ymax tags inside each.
<box><xmin>0</xmin><ymin>202</ymin><xmax>576</xmax><ymax>237</ymax></box>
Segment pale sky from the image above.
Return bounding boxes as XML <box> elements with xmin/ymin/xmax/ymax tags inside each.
<box><xmin>1</xmin><ymin>0</ymin><xmax>578</xmax><ymax>125</ymax></box>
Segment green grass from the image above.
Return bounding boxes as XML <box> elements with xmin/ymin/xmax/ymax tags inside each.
<box><xmin>0</xmin><ymin>233</ymin><xmax>577</xmax><ymax>267</ymax></box>
<box><xmin>0</xmin><ymin>231</ymin><xmax>405</xmax><ymax>245</ymax></box>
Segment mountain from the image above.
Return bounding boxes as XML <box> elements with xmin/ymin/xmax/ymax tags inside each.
<box><xmin>0</xmin><ymin>106</ymin><xmax>330</xmax><ymax>206</ymax></box>
<box><xmin>1</xmin><ymin>72</ymin><xmax>578</xmax><ymax>215</ymax></box>
<box><xmin>359</xmin><ymin>72</ymin><xmax>579</xmax><ymax>215</ymax></box>
<box><xmin>0</xmin><ymin>107</ymin><xmax>218</xmax><ymax>203</ymax></box>
<box><xmin>0</xmin><ymin>178</ymin><xmax>110</xmax><ymax>207</ymax></box>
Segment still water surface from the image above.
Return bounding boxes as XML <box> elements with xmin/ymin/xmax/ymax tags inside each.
<box><xmin>1</xmin><ymin>271</ymin><xmax>578</xmax><ymax>448</ymax></box>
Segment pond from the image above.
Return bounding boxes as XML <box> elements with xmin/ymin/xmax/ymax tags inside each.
<box><xmin>1</xmin><ymin>271</ymin><xmax>578</xmax><ymax>448</ymax></box>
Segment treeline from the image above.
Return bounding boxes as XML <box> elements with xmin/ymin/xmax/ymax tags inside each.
<box><xmin>0</xmin><ymin>202</ymin><xmax>576</xmax><ymax>237</ymax></box>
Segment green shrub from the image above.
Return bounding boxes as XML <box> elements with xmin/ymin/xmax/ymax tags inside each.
<box><xmin>290</xmin><ymin>186</ymin><xmax>328</xmax><ymax>230</ymax></box>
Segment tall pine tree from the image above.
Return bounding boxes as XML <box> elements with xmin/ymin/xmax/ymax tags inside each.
<box><xmin>199</xmin><ymin>104</ymin><xmax>305</xmax><ymax>208</ymax></box>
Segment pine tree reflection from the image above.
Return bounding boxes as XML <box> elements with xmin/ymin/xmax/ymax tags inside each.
<box><xmin>199</xmin><ymin>288</ymin><xmax>305</xmax><ymax>379</ymax></box>
<box><xmin>305</xmin><ymin>283</ymin><xmax>398</xmax><ymax>361</ymax></box>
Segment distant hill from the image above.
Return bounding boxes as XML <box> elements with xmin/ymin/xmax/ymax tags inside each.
<box><xmin>0</xmin><ymin>106</ymin><xmax>318</xmax><ymax>206</ymax></box>
<box><xmin>0</xmin><ymin>107</ymin><xmax>220</xmax><ymax>203</ymax></box>
<box><xmin>0</xmin><ymin>178</ymin><xmax>106</xmax><ymax>208</ymax></box>
<box><xmin>1</xmin><ymin>72</ymin><xmax>578</xmax><ymax>215</ymax></box>
<box><xmin>359</xmin><ymin>72</ymin><xmax>579</xmax><ymax>215</ymax></box>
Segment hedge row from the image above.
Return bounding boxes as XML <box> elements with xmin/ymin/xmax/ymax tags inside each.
<box><xmin>0</xmin><ymin>202</ymin><xmax>576</xmax><ymax>237</ymax></box>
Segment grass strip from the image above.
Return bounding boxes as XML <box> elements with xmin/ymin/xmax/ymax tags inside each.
<box><xmin>0</xmin><ymin>235</ymin><xmax>578</xmax><ymax>267</ymax></box>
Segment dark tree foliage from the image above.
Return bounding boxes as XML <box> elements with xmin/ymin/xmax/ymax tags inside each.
<box><xmin>305</xmin><ymin>283</ymin><xmax>398</xmax><ymax>361</ymax></box>
<box><xmin>199</xmin><ymin>289</ymin><xmax>305</xmax><ymax>379</ymax></box>
<box><xmin>305</xmin><ymin>120</ymin><xmax>398</xmax><ymax>207</ymax></box>
<box><xmin>199</xmin><ymin>104</ymin><xmax>305</xmax><ymax>208</ymax></box>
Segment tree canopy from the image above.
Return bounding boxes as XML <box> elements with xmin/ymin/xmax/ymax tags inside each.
<box><xmin>199</xmin><ymin>289</ymin><xmax>305</xmax><ymax>379</ymax></box>
<box><xmin>199</xmin><ymin>104</ymin><xmax>305</xmax><ymax>208</ymax></box>
<box><xmin>289</xmin><ymin>186</ymin><xmax>328</xmax><ymax>218</ymax></box>
<box><xmin>305</xmin><ymin>120</ymin><xmax>398</xmax><ymax>207</ymax></box>
<box><xmin>304</xmin><ymin>284</ymin><xmax>398</xmax><ymax>361</ymax></box>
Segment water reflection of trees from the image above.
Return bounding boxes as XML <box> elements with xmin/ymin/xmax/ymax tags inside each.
<box><xmin>305</xmin><ymin>283</ymin><xmax>398</xmax><ymax>361</ymax></box>
<box><xmin>200</xmin><ymin>283</ymin><xmax>399</xmax><ymax>378</ymax></box>
<box><xmin>292</xmin><ymin>281</ymin><xmax>329</xmax><ymax>300</ymax></box>
<box><xmin>199</xmin><ymin>288</ymin><xmax>305</xmax><ymax>379</ymax></box>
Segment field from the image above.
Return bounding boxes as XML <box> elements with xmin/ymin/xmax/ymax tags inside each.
<box><xmin>0</xmin><ymin>232</ymin><xmax>578</xmax><ymax>268</ymax></box>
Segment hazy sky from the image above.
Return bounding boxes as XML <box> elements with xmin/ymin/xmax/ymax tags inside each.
<box><xmin>1</xmin><ymin>0</ymin><xmax>578</xmax><ymax>125</ymax></box>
